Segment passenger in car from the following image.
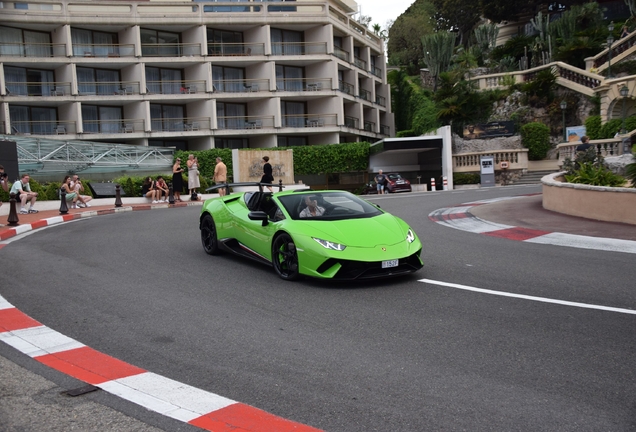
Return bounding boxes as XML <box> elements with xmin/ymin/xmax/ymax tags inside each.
<box><xmin>299</xmin><ymin>195</ymin><xmax>325</xmax><ymax>218</ymax></box>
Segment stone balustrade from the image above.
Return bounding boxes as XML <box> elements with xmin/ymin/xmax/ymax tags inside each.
<box><xmin>453</xmin><ymin>149</ymin><xmax>528</xmax><ymax>173</ymax></box>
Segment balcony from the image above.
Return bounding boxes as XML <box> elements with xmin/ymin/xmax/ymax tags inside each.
<box><xmin>380</xmin><ymin>124</ymin><xmax>390</xmax><ymax>135</ymax></box>
<box><xmin>338</xmin><ymin>80</ymin><xmax>354</xmax><ymax>95</ymax></box>
<box><xmin>364</xmin><ymin>121</ymin><xmax>375</xmax><ymax>132</ymax></box>
<box><xmin>371</xmin><ymin>66</ymin><xmax>382</xmax><ymax>77</ymax></box>
<box><xmin>359</xmin><ymin>89</ymin><xmax>371</xmax><ymax>101</ymax></box>
<box><xmin>82</xmin><ymin>119</ymin><xmax>145</xmax><ymax>134</ymax></box>
<box><xmin>77</xmin><ymin>81</ymin><xmax>141</xmax><ymax>96</ymax></box>
<box><xmin>217</xmin><ymin>115</ymin><xmax>274</xmax><ymax>130</ymax></box>
<box><xmin>207</xmin><ymin>42</ymin><xmax>264</xmax><ymax>56</ymax></box>
<box><xmin>276</xmin><ymin>78</ymin><xmax>332</xmax><ymax>92</ymax></box>
<box><xmin>344</xmin><ymin>116</ymin><xmax>359</xmax><ymax>129</ymax></box>
<box><xmin>5</xmin><ymin>81</ymin><xmax>72</xmax><ymax>97</ymax></box>
<box><xmin>146</xmin><ymin>80</ymin><xmax>205</xmax><ymax>95</ymax></box>
<box><xmin>354</xmin><ymin>56</ymin><xmax>367</xmax><ymax>70</ymax></box>
<box><xmin>72</xmin><ymin>44</ymin><xmax>135</xmax><ymax>58</ymax></box>
<box><xmin>141</xmin><ymin>43</ymin><xmax>201</xmax><ymax>57</ymax></box>
<box><xmin>271</xmin><ymin>42</ymin><xmax>327</xmax><ymax>56</ymax></box>
<box><xmin>11</xmin><ymin>121</ymin><xmax>76</xmax><ymax>136</ymax></box>
<box><xmin>0</xmin><ymin>43</ymin><xmax>65</xmax><ymax>57</ymax></box>
<box><xmin>375</xmin><ymin>95</ymin><xmax>386</xmax><ymax>107</ymax></box>
<box><xmin>333</xmin><ymin>46</ymin><xmax>349</xmax><ymax>61</ymax></box>
<box><xmin>151</xmin><ymin>117</ymin><xmax>210</xmax><ymax>132</ymax></box>
<box><xmin>281</xmin><ymin>114</ymin><xmax>337</xmax><ymax>128</ymax></box>
<box><xmin>213</xmin><ymin>78</ymin><xmax>269</xmax><ymax>93</ymax></box>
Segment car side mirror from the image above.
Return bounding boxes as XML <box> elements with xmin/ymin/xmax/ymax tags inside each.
<box><xmin>248</xmin><ymin>210</ymin><xmax>269</xmax><ymax>226</ymax></box>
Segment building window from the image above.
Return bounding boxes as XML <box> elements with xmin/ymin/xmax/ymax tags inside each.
<box><xmin>207</xmin><ymin>29</ymin><xmax>243</xmax><ymax>55</ymax></box>
<box><xmin>276</xmin><ymin>65</ymin><xmax>303</xmax><ymax>91</ymax></box>
<box><xmin>141</xmin><ymin>29</ymin><xmax>180</xmax><ymax>56</ymax></box>
<box><xmin>216</xmin><ymin>138</ymin><xmax>248</xmax><ymax>149</ymax></box>
<box><xmin>0</xmin><ymin>25</ymin><xmax>51</xmax><ymax>57</ymax></box>
<box><xmin>10</xmin><ymin>105</ymin><xmax>57</xmax><ymax>135</ymax></box>
<box><xmin>149</xmin><ymin>140</ymin><xmax>187</xmax><ymax>151</ymax></box>
<box><xmin>71</xmin><ymin>28</ymin><xmax>118</xmax><ymax>57</ymax></box>
<box><xmin>281</xmin><ymin>101</ymin><xmax>306</xmax><ymax>127</ymax></box>
<box><xmin>5</xmin><ymin>66</ymin><xmax>55</xmax><ymax>96</ymax></box>
<box><xmin>212</xmin><ymin>66</ymin><xmax>245</xmax><ymax>92</ymax></box>
<box><xmin>146</xmin><ymin>67</ymin><xmax>183</xmax><ymax>94</ymax></box>
<box><xmin>77</xmin><ymin>67</ymin><xmax>120</xmax><ymax>95</ymax></box>
<box><xmin>278</xmin><ymin>136</ymin><xmax>307</xmax><ymax>147</ymax></box>
<box><xmin>82</xmin><ymin>105</ymin><xmax>123</xmax><ymax>133</ymax></box>
<box><xmin>150</xmin><ymin>104</ymin><xmax>185</xmax><ymax>132</ymax></box>
<box><xmin>271</xmin><ymin>28</ymin><xmax>303</xmax><ymax>55</ymax></box>
<box><xmin>216</xmin><ymin>102</ymin><xmax>247</xmax><ymax>129</ymax></box>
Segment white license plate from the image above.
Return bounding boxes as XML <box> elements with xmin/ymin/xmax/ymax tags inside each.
<box><xmin>396</xmin><ymin>181</ymin><xmax>404</xmax><ymax>184</ymax></box>
<box><xmin>382</xmin><ymin>259</ymin><xmax>399</xmax><ymax>268</ymax></box>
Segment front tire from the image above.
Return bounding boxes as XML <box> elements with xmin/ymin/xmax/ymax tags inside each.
<box><xmin>272</xmin><ymin>233</ymin><xmax>300</xmax><ymax>281</ymax></box>
<box><xmin>200</xmin><ymin>214</ymin><xmax>220</xmax><ymax>255</ymax></box>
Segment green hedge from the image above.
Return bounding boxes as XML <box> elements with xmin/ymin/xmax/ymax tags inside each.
<box><xmin>584</xmin><ymin>115</ymin><xmax>602</xmax><ymax>140</ymax></box>
<box><xmin>113</xmin><ymin>174</ymin><xmax>210</xmax><ymax>197</ymax></box>
<box><xmin>521</xmin><ymin>122</ymin><xmax>551</xmax><ymax>160</ymax></box>
<box><xmin>453</xmin><ymin>173</ymin><xmax>480</xmax><ymax>184</ymax></box>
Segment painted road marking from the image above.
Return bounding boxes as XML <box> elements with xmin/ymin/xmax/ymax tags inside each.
<box><xmin>419</xmin><ymin>278</ymin><xmax>636</xmax><ymax>315</ymax></box>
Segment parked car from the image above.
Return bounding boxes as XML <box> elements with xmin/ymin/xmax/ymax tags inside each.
<box><xmin>199</xmin><ymin>185</ymin><xmax>423</xmax><ymax>280</ymax></box>
<box><xmin>362</xmin><ymin>173</ymin><xmax>412</xmax><ymax>194</ymax></box>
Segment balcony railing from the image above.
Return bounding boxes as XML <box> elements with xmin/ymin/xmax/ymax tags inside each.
<box><xmin>78</xmin><ymin>81</ymin><xmax>141</xmax><ymax>96</ymax></box>
<box><xmin>338</xmin><ymin>80</ymin><xmax>354</xmax><ymax>95</ymax></box>
<box><xmin>344</xmin><ymin>116</ymin><xmax>359</xmax><ymax>129</ymax></box>
<box><xmin>333</xmin><ymin>46</ymin><xmax>349</xmax><ymax>61</ymax></box>
<box><xmin>11</xmin><ymin>121</ymin><xmax>76</xmax><ymax>136</ymax></box>
<box><xmin>380</xmin><ymin>124</ymin><xmax>390</xmax><ymax>135</ymax></box>
<box><xmin>217</xmin><ymin>115</ymin><xmax>275</xmax><ymax>130</ymax></box>
<box><xmin>207</xmin><ymin>42</ymin><xmax>265</xmax><ymax>56</ymax></box>
<box><xmin>354</xmin><ymin>56</ymin><xmax>367</xmax><ymax>70</ymax></box>
<box><xmin>146</xmin><ymin>80</ymin><xmax>205</xmax><ymax>95</ymax></box>
<box><xmin>271</xmin><ymin>42</ymin><xmax>327</xmax><ymax>56</ymax></box>
<box><xmin>371</xmin><ymin>66</ymin><xmax>382</xmax><ymax>77</ymax></box>
<box><xmin>5</xmin><ymin>81</ymin><xmax>72</xmax><ymax>97</ymax></box>
<box><xmin>359</xmin><ymin>89</ymin><xmax>371</xmax><ymax>101</ymax></box>
<box><xmin>364</xmin><ymin>121</ymin><xmax>375</xmax><ymax>132</ymax></box>
<box><xmin>213</xmin><ymin>78</ymin><xmax>269</xmax><ymax>93</ymax></box>
<box><xmin>0</xmin><ymin>43</ymin><xmax>65</xmax><ymax>57</ymax></box>
<box><xmin>281</xmin><ymin>114</ymin><xmax>337</xmax><ymax>128</ymax></box>
<box><xmin>375</xmin><ymin>95</ymin><xmax>386</xmax><ymax>107</ymax></box>
<box><xmin>141</xmin><ymin>43</ymin><xmax>201</xmax><ymax>57</ymax></box>
<box><xmin>276</xmin><ymin>78</ymin><xmax>332</xmax><ymax>92</ymax></box>
<box><xmin>82</xmin><ymin>119</ymin><xmax>145</xmax><ymax>134</ymax></box>
<box><xmin>72</xmin><ymin>44</ymin><xmax>135</xmax><ymax>58</ymax></box>
<box><xmin>151</xmin><ymin>117</ymin><xmax>210</xmax><ymax>132</ymax></box>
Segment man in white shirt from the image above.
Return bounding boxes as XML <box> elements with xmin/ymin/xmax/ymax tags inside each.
<box><xmin>299</xmin><ymin>196</ymin><xmax>324</xmax><ymax>218</ymax></box>
<box><xmin>9</xmin><ymin>174</ymin><xmax>38</xmax><ymax>214</ymax></box>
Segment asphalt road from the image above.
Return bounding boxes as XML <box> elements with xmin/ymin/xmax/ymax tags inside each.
<box><xmin>2</xmin><ymin>185</ymin><xmax>636</xmax><ymax>431</ymax></box>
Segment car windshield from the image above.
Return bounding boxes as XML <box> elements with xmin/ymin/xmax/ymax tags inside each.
<box><xmin>387</xmin><ymin>174</ymin><xmax>402</xmax><ymax>180</ymax></box>
<box><xmin>278</xmin><ymin>191</ymin><xmax>383</xmax><ymax>221</ymax></box>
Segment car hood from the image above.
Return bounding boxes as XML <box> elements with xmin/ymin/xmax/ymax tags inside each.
<box><xmin>297</xmin><ymin>213</ymin><xmax>409</xmax><ymax>247</ymax></box>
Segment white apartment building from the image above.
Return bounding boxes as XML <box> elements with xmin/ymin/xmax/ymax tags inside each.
<box><xmin>0</xmin><ymin>0</ymin><xmax>394</xmax><ymax>151</ymax></box>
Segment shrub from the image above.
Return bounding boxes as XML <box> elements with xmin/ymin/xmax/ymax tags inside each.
<box><xmin>565</xmin><ymin>162</ymin><xmax>626</xmax><ymax>187</ymax></box>
<box><xmin>453</xmin><ymin>173</ymin><xmax>481</xmax><ymax>184</ymax></box>
<box><xmin>598</xmin><ymin>118</ymin><xmax>622</xmax><ymax>139</ymax></box>
<box><xmin>626</xmin><ymin>159</ymin><xmax>636</xmax><ymax>188</ymax></box>
<box><xmin>521</xmin><ymin>122</ymin><xmax>551</xmax><ymax>160</ymax></box>
<box><xmin>397</xmin><ymin>129</ymin><xmax>417</xmax><ymax>137</ymax></box>
<box><xmin>584</xmin><ymin>115</ymin><xmax>602</xmax><ymax>140</ymax></box>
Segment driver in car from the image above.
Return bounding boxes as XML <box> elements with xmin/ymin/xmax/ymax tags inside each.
<box><xmin>299</xmin><ymin>195</ymin><xmax>325</xmax><ymax>218</ymax></box>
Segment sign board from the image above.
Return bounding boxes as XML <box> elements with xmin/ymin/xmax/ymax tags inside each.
<box><xmin>500</xmin><ymin>161</ymin><xmax>509</xmax><ymax>169</ymax></box>
<box><xmin>480</xmin><ymin>156</ymin><xmax>496</xmax><ymax>187</ymax></box>
<box><xmin>463</xmin><ymin>121</ymin><xmax>515</xmax><ymax>140</ymax></box>
<box><xmin>566</xmin><ymin>125</ymin><xmax>586</xmax><ymax>142</ymax></box>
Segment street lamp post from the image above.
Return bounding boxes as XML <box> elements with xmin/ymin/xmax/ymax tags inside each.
<box><xmin>620</xmin><ymin>85</ymin><xmax>629</xmax><ymax>134</ymax></box>
<box><xmin>560</xmin><ymin>100</ymin><xmax>567</xmax><ymax>142</ymax></box>
<box><xmin>607</xmin><ymin>22</ymin><xmax>615</xmax><ymax>78</ymax></box>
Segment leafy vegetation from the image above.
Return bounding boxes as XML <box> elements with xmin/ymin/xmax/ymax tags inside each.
<box><xmin>565</xmin><ymin>162</ymin><xmax>626</xmax><ymax>186</ymax></box>
<box><xmin>453</xmin><ymin>172</ymin><xmax>481</xmax><ymax>184</ymax></box>
<box><xmin>521</xmin><ymin>122</ymin><xmax>551</xmax><ymax>160</ymax></box>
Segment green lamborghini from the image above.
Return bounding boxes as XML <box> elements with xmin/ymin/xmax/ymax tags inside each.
<box><xmin>199</xmin><ymin>184</ymin><xmax>423</xmax><ymax>281</ymax></box>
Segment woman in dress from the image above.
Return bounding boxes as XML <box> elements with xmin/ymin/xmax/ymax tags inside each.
<box><xmin>172</xmin><ymin>158</ymin><xmax>185</xmax><ymax>201</ymax></box>
<box><xmin>260</xmin><ymin>155</ymin><xmax>273</xmax><ymax>192</ymax></box>
<box><xmin>187</xmin><ymin>154</ymin><xmax>200</xmax><ymax>197</ymax></box>
<box><xmin>142</xmin><ymin>176</ymin><xmax>158</xmax><ymax>203</ymax></box>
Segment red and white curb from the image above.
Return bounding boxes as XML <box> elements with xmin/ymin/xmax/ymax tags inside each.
<box><xmin>0</xmin><ymin>209</ymin><xmax>322</xmax><ymax>432</ymax></box>
<box><xmin>429</xmin><ymin>196</ymin><xmax>636</xmax><ymax>255</ymax></box>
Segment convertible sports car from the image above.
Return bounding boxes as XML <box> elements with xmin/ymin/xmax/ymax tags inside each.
<box><xmin>199</xmin><ymin>184</ymin><xmax>423</xmax><ymax>281</ymax></box>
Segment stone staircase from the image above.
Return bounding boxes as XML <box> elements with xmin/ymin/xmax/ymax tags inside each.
<box><xmin>512</xmin><ymin>170</ymin><xmax>559</xmax><ymax>185</ymax></box>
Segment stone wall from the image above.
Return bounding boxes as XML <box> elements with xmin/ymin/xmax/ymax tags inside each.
<box><xmin>452</xmin><ymin>133</ymin><xmax>524</xmax><ymax>154</ymax></box>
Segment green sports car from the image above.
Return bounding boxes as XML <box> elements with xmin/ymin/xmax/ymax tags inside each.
<box><xmin>199</xmin><ymin>185</ymin><xmax>423</xmax><ymax>280</ymax></box>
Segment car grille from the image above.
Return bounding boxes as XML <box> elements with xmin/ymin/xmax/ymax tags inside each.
<box><xmin>316</xmin><ymin>250</ymin><xmax>422</xmax><ymax>280</ymax></box>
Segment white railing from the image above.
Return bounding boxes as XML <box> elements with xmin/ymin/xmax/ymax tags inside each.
<box><xmin>453</xmin><ymin>149</ymin><xmax>529</xmax><ymax>173</ymax></box>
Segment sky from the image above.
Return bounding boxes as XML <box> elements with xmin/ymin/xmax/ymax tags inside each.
<box><xmin>356</xmin><ymin>0</ymin><xmax>415</xmax><ymax>30</ymax></box>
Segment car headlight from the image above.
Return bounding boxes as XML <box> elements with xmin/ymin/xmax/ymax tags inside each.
<box><xmin>313</xmin><ymin>237</ymin><xmax>346</xmax><ymax>251</ymax></box>
<box><xmin>406</xmin><ymin>229</ymin><xmax>415</xmax><ymax>243</ymax></box>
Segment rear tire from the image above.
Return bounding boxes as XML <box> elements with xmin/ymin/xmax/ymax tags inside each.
<box><xmin>272</xmin><ymin>233</ymin><xmax>300</xmax><ymax>281</ymax></box>
<box><xmin>200</xmin><ymin>214</ymin><xmax>220</xmax><ymax>255</ymax></box>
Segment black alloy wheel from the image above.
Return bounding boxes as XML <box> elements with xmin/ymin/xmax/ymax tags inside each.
<box><xmin>200</xmin><ymin>214</ymin><xmax>220</xmax><ymax>255</ymax></box>
<box><xmin>272</xmin><ymin>233</ymin><xmax>300</xmax><ymax>280</ymax></box>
